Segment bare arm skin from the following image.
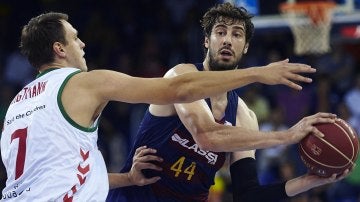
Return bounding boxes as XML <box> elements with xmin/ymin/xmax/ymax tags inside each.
<box><xmin>72</xmin><ymin>59</ymin><xmax>314</xmax><ymax>105</ymax></box>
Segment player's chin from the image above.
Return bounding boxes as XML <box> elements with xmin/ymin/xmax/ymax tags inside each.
<box><xmin>219</xmin><ymin>60</ymin><xmax>238</xmax><ymax>70</ymax></box>
<box><xmin>220</xmin><ymin>56</ymin><xmax>239</xmax><ymax>64</ymax></box>
<box><xmin>218</xmin><ymin>56</ymin><xmax>232</xmax><ymax>63</ymax></box>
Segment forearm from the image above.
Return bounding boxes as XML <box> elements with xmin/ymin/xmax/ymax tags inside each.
<box><xmin>199</xmin><ymin>125</ymin><xmax>290</xmax><ymax>152</ymax></box>
<box><xmin>97</xmin><ymin>68</ymin><xmax>260</xmax><ymax>105</ymax></box>
<box><xmin>285</xmin><ymin>175</ymin><xmax>319</xmax><ymax>197</ymax></box>
<box><xmin>108</xmin><ymin>173</ymin><xmax>133</xmax><ymax>189</ymax></box>
<box><xmin>173</xmin><ymin>68</ymin><xmax>259</xmax><ymax>103</ymax></box>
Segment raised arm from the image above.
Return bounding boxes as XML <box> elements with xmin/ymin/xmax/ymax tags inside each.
<box><xmin>61</xmin><ymin>60</ymin><xmax>317</xmax><ymax>132</ymax></box>
<box><xmin>77</xmin><ymin>59</ymin><xmax>315</xmax><ymax>105</ymax></box>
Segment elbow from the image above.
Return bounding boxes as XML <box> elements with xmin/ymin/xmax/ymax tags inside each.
<box><xmin>174</xmin><ymin>89</ymin><xmax>191</xmax><ymax>103</ymax></box>
<box><xmin>194</xmin><ymin>131</ymin><xmax>219</xmax><ymax>151</ymax></box>
<box><xmin>170</xmin><ymin>77</ymin><xmax>198</xmax><ymax>103</ymax></box>
<box><xmin>174</xmin><ymin>86</ymin><xmax>196</xmax><ymax>103</ymax></box>
<box><xmin>190</xmin><ymin>120</ymin><xmax>222</xmax><ymax>151</ymax></box>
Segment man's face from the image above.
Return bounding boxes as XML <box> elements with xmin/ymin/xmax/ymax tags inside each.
<box><xmin>61</xmin><ymin>20</ymin><xmax>87</xmax><ymax>71</ymax></box>
<box><xmin>205</xmin><ymin>17</ymin><xmax>248</xmax><ymax>71</ymax></box>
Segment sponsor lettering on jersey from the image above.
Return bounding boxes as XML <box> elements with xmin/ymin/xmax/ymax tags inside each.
<box><xmin>171</xmin><ymin>133</ymin><xmax>218</xmax><ymax>165</ymax></box>
<box><xmin>2</xmin><ymin>187</ymin><xmax>31</xmax><ymax>200</ymax></box>
<box><xmin>5</xmin><ymin>105</ymin><xmax>46</xmax><ymax>126</ymax></box>
<box><xmin>11</xmin><ymin>81</ymin><xmax>48</xmax><ymax>105</ymax></box>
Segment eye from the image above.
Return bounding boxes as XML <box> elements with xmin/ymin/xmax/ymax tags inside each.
<box><xmin>233</xmin><ymin>32</ymin><xmax>244</xmax><ymax>38</ymax></box>
<box><xmin>217</xmin><ymin>30</ymin><xmax>225</xmax><ymax>36</ymax></box>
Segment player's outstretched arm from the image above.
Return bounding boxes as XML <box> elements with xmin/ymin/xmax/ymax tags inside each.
<box><xmin>76</xmin><ymin>60</ymin><xmax>314</xmax><ymax>105</ymax></box>
<box><xmin>108</xmin><ymin>146</ymin><xmax>163</xmax><ymax>189</ymax></box>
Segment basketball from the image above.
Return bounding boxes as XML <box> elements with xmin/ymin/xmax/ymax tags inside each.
<box><xmin>299</xmin><ymin>118</ymin><xmax>359</xmax><ymax>177</ymax></box>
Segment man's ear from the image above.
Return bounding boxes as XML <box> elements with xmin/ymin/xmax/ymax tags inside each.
<box><xmin>243</xmin><ymin>43</ymin><xmax>249</xmax><ymax>54</ymax></box>
<box><xmin>53</xmin><ymin>42</ymin><xmax>65</xmax><ymax>57</ymax></box>
<box><xmin>204</xmin><ymin>37</ymin><xmax>209</xmax><ymax>49</ymax></box>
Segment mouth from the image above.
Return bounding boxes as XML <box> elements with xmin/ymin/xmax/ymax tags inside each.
<box><xmin>219</xmin><ymin>48</ymin><xmax>234</xmax><ymax>60</ymax></box>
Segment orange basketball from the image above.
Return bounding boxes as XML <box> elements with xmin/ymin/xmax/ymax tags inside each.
<box><xmin>299</xmin><ymin>118</ymin><xmax>359</xmax><ymax>177</ymax></box>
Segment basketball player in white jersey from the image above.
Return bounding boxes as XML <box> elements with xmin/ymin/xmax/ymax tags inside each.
<box><xmin>1</xmin><ymin>12</ymin><xmax>320</xmax><ymax>201</ymax></box>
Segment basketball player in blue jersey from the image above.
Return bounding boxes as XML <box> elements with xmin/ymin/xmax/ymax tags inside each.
<box><xmin>107</xmin><ymin>3</ymin><xmax>351</xmax><ymax>202</ymax></box>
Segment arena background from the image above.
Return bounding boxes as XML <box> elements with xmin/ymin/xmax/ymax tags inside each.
<box><xmin>0</xmin><ymin>0</ymin><xmax>359</xmax><ymax>201</ymax></box>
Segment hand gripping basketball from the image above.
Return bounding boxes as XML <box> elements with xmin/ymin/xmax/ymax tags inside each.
<box><xmin>299</xmin><ymin>118</ymin><xmax>359</xmax><ymax>177</ymax></box>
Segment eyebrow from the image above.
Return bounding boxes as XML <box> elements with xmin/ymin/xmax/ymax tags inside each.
<box><xmin>233</xmin><ymin>26</ymin><xmax>245</xmax><ymax>31</ymax></box>
<box><xmin>214</xmin><ymin>24</ymin><xmax>245</xmax><ymax>31</ymax></box>
<box><xmin>214</xmin><ymin>24</ymin><xmax>226</xmax><ymax>28</ymax></box>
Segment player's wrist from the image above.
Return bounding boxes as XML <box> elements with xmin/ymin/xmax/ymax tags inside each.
<box><xmin>270</xmin><ymin>130</ymin><xmax>291</xmax><ymax>146</ymax></box>
<box><xmin>246</xmin><ymin>66</ymin><xmax>262</xmax><ymax>83</ymax></box>
<box><xmin>126</xmin><ymin>172</ymin><xmax>134</xmax><ymax>186</ymax></box>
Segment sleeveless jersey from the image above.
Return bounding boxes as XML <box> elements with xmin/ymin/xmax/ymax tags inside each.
<box><xmin>1</xmin><ymin>68</ymin><xmax>108</xmax><ymax>201</ymax></box>
<box><xmin>107</xmin><ymin>64</ymin><xmax>239</xmax><ymax>202</ymax></box>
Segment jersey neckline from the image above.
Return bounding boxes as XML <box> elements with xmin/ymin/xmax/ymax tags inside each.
<box><xmin>36</xmin><ymin>68</ymin><xmax>59</xmax><ymax>78</ymax></box>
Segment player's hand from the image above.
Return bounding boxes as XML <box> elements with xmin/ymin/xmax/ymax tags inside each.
<box><xmin>256</xmin><ymin>59</ymin><xmax>316</xmax><ymax>90</ymax></box>
<box><xmin>287</xmin><ymin>112</ymin><xmax>337</xmax><ymax>144</ymax></box>
<box><xmin>128</xmin><ymin>146</ymin><xmax>163</xmax><ymax>186</ymax></box>
<box><xmin>303</xmin><ymin>168</ymin><xmax>352</xmax><ymax>188</ymax></box>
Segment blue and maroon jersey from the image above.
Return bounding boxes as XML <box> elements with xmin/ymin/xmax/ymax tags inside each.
<box><xmin>107</xmin><ymin>64</ymin><xmax>239</xmax><ymax>202</ymax></box>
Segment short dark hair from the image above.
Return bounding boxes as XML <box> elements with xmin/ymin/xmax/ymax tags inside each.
<box><xmin>201</xmin><ymin>3</ymin><xmax>254</xmax><ymax>43</ymax></box>
<box><xmin>20</xmin><ymin>12</ymin><xmax>69</xmax><ymax>69</ymax></box>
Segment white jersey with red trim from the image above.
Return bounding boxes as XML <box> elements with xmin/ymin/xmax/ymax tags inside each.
<box><xmin>1</xmin><ymin>68</ymin><xmax>108</xmax><ymax>201</ymax></box>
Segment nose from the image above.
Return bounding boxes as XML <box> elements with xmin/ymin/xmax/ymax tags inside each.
<box><xmin>223</xmin><ymin>33</ymin><xmax>232</xmax><ymax>47</ymax></box>
<box><xmin>80</xmin><ymin>39</ymin><xmax>85</xmax><ymax>49</ymax></box>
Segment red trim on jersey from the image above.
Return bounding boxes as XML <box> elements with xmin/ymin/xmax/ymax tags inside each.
<box><xmin>77</xmin><ymin>164</ymin><xmax>90</xmax><ymax>175</ymax></box>
<box><xmin>62</xmin><ymin>148</ymin><xmax>90</xmax><ymax>201</ymax></box>
<box><xmin>80</xmin><ymin>149</ymin><xmax>89</xmax><ymax>161</ymax></box>
<box><xmin>77</xmin><ymin>174</ymin><xmax>86</xmax><ymax>185</ymax></box>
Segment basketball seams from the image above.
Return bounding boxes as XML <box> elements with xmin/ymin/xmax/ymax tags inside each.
<box><xmin>300</xmin><ymin>144</ymin><xmax>350</xmax><ymax>169</ymax></box>
<box><xmin>337</xmin><ymin>120</ymin><xmax>359</xmax><ymax>163</ymax></box>
<box><xmin>338</xmin><ymin>119</ymin><xmax>356</xmax><ymax>138</ymax></box>
<box><xmin>331</xmin><ymin>122</ymin><xmax>356</xmax><ymax>164</ymax></box>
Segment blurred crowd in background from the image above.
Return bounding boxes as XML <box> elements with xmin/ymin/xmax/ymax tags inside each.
<box><xmin>0</xmin><ymin>0</ymin><xmax>359</xmax><ymax>201</ymax></box>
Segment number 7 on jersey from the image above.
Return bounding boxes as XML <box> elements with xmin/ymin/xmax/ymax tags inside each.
<box><xmin>10</xmin><ymin>127</ymin><xmax>28</xmax><ymax>180</ymax></box>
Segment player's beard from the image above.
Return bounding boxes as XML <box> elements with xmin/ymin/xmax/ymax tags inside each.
<box><xmin>208</xmin><ymin>49</ymin><xmax>241</xmax><ymax>71</ymax></box>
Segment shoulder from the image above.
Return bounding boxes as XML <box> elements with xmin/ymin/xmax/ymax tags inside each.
<box><xmin>237</xmin><ymin>97</ymin><xmax>257</xmax><ymax>121</ymax></box>
<box><xmin>68</xmin><ymin>69</ymin><xmax>129</xmax><ymax>88</ymax></box>
<box><xmin>163</xmin><ymin>63</ymin><xmax>198</xmax><ymax>78</ymax></box>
